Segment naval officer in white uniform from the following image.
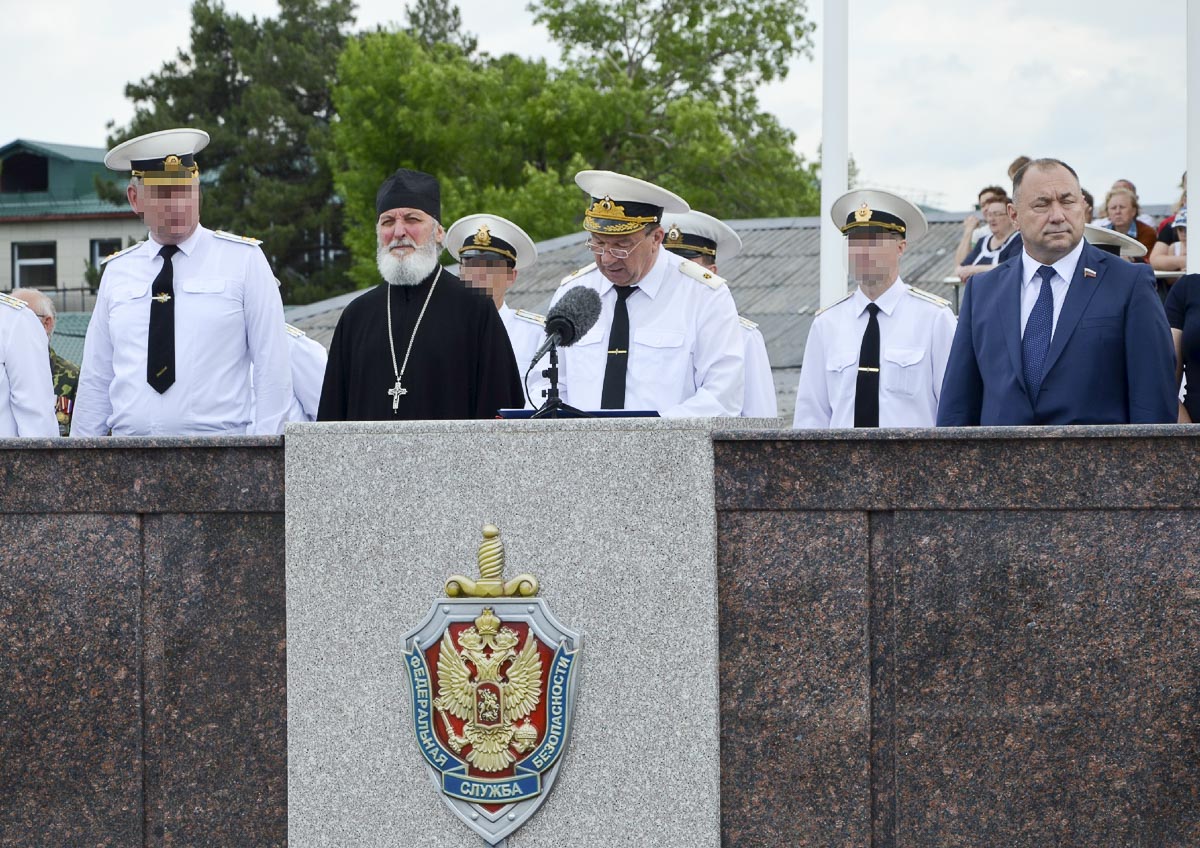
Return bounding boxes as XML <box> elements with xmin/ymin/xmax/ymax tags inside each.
<box><xmin>793</xmin><ymin>189</ymin><xmax>957</xmax><ymax>429</ymax></box>
<box><xmin>73</xmin><ymin>128</ymin><xmax>291</xmax><ymax>436</ymax></box>
<box><xmin>0</xmin><ymin>292</ymin><xmax>58</xmax><ymax>437</ymax></box>
<box><xmin>444</xmin><ymin>213</ymin><xmax>544</xmax><ymax>408</ymax></box>
<box><xmin>661</xmin><ymin>209</ymin><xmax>778</xmax><ymax>418</ymax></box>
<box><xmin>549</xmin><ymin>171</ymin><xmax>744</xmax><ymax>416</ymax></box>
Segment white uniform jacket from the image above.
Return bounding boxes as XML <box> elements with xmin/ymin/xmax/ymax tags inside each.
<box><xmin>0</xmin><ymin>296</ymin><xmax>57</xmax><ymax>437</ymax></box>
<box><xmin>550</xmin><ymin>247</ymin><xmax>745</xmax><ymax>417</ymax></box>
<box><xmin>73</xmin><ymin>226</ymin><xmax>292</xmax><ymax>436</ymax></box>
<box><xmin>739</xmin><ymin>318</ymin><xmax>777</xmax><ymax>418</ymax></box>
<box><xmin>793</xmin><ymin>279</ymin><xmax>957</xmax><ymax>428</ymax></box>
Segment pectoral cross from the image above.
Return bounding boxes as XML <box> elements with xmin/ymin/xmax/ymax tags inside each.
<box><xmin>388</xmin><ymin>379</ymin><xmax>407</xmax><ymax>411</ymax></box>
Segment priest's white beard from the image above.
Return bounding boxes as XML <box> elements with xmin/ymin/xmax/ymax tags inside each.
<box><xmin>377</xmin><ymin>237</ymin><xmax>441</xmax><ymax>286</ymax></box>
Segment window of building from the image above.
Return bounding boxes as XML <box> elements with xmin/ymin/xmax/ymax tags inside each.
<box><xmin>0</xmin><ymin>153</ymin><xmax>49</xmax><ymax>193</ymax></box>
<box><xmin>12</xmin><ymin>242</ymin><xmax>56</xmax><ymax>289</ymax></box>
<box><xmin>90</xmin><ymin>238</ymin><xmax>122</xmax><ymax>269</ymax></box>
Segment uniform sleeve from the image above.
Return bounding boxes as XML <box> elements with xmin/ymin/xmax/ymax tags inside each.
<box><xmin>242</xmin><ymin>250</ymin><xmax>292</xmax><ymax>435</ymax></box>
<box><xmin>1126</xmin><ymin>264</ymin><xmax>1178</xmax><ymax>423</ymax></box>
<box><xmin>6</xmin><ymin>307</ymin><xmax>58</xmax><ymax>437</ymax></box>
<box><xmin>290</xmin><ymin>335</ymin><xmax>328</xmax><ymax>422</ymax></box>
<box><xmin>739</xmin><ymin>326</ymin><xmax>778</xmax><ymax>418</ymax></box>
<box><xmin>936</xmin><ymin>280</ymin><xmax>983</xmax><ymax>426</ymax></box>
<box><xmin>71</xmin><ymin>283</ymin><xmax>116</xmax><ymax>437</ymax></box>
<box><xmin>660</xmin><ymin>285</ymin><xmax>744</xmax><ymax>418</ymax></box>
<box><xmin>929</xmin><ymin>306</ymin><xmax>959</xmax><ymax>407</ymax></box>
<box><xmin>792</xmin><ymin>318</ymin><xmax>832</xmax><ymax>428</ymax></box>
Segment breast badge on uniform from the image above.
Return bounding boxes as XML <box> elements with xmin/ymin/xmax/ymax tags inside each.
<box><xmin>402</xmin><ymin>525</ymin><xmax>581</xmax><ymax>845</ymax></box>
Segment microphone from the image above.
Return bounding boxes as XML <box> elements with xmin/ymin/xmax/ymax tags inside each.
<box><xmin>528</xmin><ymin>287</ymin><xmax>602</xmax><ymax>367</ymax></box>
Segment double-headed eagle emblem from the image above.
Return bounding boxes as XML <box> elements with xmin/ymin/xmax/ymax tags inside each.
<box><xmin>402</xmin><ymin>524</ymin><xmax>582</xmax><ymax>845</ymax></box>
<box><xmin>434</xmin><ymin>606</ymin><xmax>542</xmax><ymax>771</ymax></box>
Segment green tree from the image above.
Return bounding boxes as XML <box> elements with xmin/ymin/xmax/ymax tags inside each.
<box><xmin>329</xmin><ymin>0</ymin><xmax>821</xmax><ymax>288</ymax></box>
<box><xmin>406</xmin><ymin>0</ymin><xmax>478</xmax><ymax>55</ymax></box>
<box><xmin>109</xmin><ymin>0</ymin><xmax>355</xmax><ymax>304</ymax></box>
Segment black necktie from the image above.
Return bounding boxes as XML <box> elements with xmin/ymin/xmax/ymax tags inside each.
<box><xmin>147</xmin><ymin>244</ymin><xmax>180</xmax><ymax>393</ymax></box>
<box><xmin>854</xmin><ymin>302</ymin><xmax>881</xmax><ymax>428</ymax></box>
<box><xmin>600</xmin><ymin>285</ymin><xmax>638</xmax><ymax>409</ymax></box>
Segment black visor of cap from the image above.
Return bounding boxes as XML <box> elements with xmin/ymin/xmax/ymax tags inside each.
<box><xmin>842</xmin><ymin>208</ymin><xmax>907</xmax><ymax>236</ymax></box>
<box><xmin>130</xmin><ymin>153</ymin><xmax>196</xmax><ymax>171</ymax></box>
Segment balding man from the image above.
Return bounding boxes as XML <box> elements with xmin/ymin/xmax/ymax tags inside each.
<box><xmin>11</xmin><ymin>288</ymin><xmax>78</xmax><ymax>435</ymax></box>
<box><xmin>938</xmin><ymin>158</ymin><xmax>1175</xmax><ymax>425</ymax></box>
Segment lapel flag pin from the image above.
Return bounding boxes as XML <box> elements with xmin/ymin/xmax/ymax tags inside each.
<box><xmin>1083</xmin><ymin>267</ymin><xmax>1097</xmax><ymax>278</ymax></box>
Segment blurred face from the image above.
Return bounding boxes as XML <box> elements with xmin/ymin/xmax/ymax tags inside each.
<box><xmin>1106</xmin><ymin>194</ymin><xmax>1135</xmax><ymax>230</ymax></box>
<box><xmin>1011</xmin><ymin>164</ymin><xmax>1085</xmax><ymax>265</ymax></box>
<box><xmin>128</xmin><ymin>181</ymin><xmax>200</xmax><ymax>245</ymax></box>
<box><xmin>460</xmin><ymin>257</ymin><xmax>516</xmax><ymax>309</ymax></box>
<box><xmin>983</xmin><ymin>200</ymin><xmax>1013</xmax><ymax>238</ymax></box>
<box><xmin>587</xmin><ymin>226</ymin><xmax>664</xmax><ymax>287</ymax></box>
<box><xmin>848</xmin><ymin>232</ymin><xmax>905</xmax><ymax>288</ymax></box>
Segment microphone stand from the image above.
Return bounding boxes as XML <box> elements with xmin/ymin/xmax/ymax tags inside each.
<box><xmin>530</xmin><ymin>343</ymin><xmax>590</xmax><ymax>419</ymax></box>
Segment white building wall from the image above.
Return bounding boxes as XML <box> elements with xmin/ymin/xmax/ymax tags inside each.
<box><xmin>1</xmin><ymin>216</ymin><xmax>145</xmax><ymax>310</ymax></box>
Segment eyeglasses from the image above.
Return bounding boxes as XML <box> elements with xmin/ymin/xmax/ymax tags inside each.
<box><xmin>584</xmin><ymin>235</ymin><xmax>650</xmax><ymax>260</ymax></box>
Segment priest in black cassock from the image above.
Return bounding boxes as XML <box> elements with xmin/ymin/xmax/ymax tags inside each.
<box><xmin>318</xmin><ymin>169</ymin><xmax>525</xmax><ymax>421</ymax></box>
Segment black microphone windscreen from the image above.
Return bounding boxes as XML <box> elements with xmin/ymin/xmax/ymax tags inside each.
<box><xmin>544</xmin><ymin>287</ymin><xmax>602</xmax><ymax>346</ymax></box>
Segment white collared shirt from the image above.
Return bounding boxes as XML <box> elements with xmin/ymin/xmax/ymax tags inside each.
<box><xmin>792</xmin><ymin>278</ymin><xmax>958</xmax><ymax>428</ymax></box>
<box><xmin>550</xmin><ymin>246</ymin><xmax>744</xmax><ymax>416</ymax></box>
<box><xmin>73</xmin><ymin>225</ymin><xmax>292</xmax><ymax>436</ymax></box>
<box><xmin>0</xmin><ymin>300</ymin><xmax>58</xmax><ymax>437</ymax></box>
<box><xmin>1019</xmin><ymin>238</ymin><xmax>1084</xmax><ymax>339</ymax></box>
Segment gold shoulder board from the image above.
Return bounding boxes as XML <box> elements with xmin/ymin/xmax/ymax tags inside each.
<box><xmin>213</xmin><ymin>230</ymin><xmax>264</xmax><ymax>247</ymax></box>
<box><xmin>514</xmin><ymin>309</ymin><xmax>546</xmax><ymax>326</ymax></box>
<box><xmin>907</xmin><ymin>286</ymin><xmax>952</xmax><ymax>308</ymax></box>
<box><xmin>738</xmin><ymin>315</ymin><xmax>759</xmax><ymax>330</ymax></box>
<box><xmin>100</xmin><ymin>241</ymin><xmax>144</xmax><ymax>266</ymax></box>
<box><xmin>0</xmin><ymin>292</ymin><xmax>26</xmax><ymax>310</ymax></box>
<box><xmin>815</xmin><ymin>293</ymin><xmax>853</xmax><ymax>316</ymax></box>
<box><xmin>677</xmin><ymin>259</ymin><xmax>726</xmax><ymax>290</ymax></box>
<box><xmin>558</xmin><ymin>263</ymin><xmax>596</xmax><ymax>286</ymax></box>
<box><xmin>285</xmin><ymin>323</ymin><xmax>306</xmax><ymax>338</ymax></box>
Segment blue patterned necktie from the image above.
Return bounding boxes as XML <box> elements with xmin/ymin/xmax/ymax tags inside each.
<box><xmin>1022</xmin><ymin>264</ymin><xmax>1056</xmax><ymax>401</ymax></box>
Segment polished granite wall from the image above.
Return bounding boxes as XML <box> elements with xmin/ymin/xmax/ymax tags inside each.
<box><xmin>0</xmin><ymin>438</ymin><xmax>285</xmax><ymax>848</ymax></box>
<box><xmin>714</xmin><ymin>426</ymin><xmax>1200</xmax><ymax>847</ymax></box>
<box><xmin>5</xmin><ymin>427</ymin><xmax>1199</xmax><ymax>847</ymax></box>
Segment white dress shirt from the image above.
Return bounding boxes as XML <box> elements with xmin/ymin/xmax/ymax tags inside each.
<box><xmin>550</xmin><ymin>247</ymin><xmax>745</xmax><ymax>417</ymax></box>
<box><xmin>1019</xmin><ymin>238</ymin><xmax>1084</xmax><ymax>338</ymax></box>
<box><xmin>0</xmin><ymin>298</ymin><xmax>58</xmax><ymax>437</ymax></box>
<box><xmin>793</xmin><ymin>278</ymin><xmax>958</xmax><ymax>428</ymax></box>
<box><xmin>740</xmin><ymin>319</ymin><xmax>778</xmax><ymax>418</ymax></box>
<box><xmin>73</xmin><ymin>225</ymin><xmax>292</xmax><ymax>436</ymax></box>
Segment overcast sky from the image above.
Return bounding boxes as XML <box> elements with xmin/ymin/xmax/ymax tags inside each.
<box><xmin>3</xmin><ymin>0</ymin><xmax>1189</xmax><ymax>213</ymax></box>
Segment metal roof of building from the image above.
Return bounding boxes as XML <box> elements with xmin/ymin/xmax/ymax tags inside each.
<box><xmin>0</xmin><ymin>139</ymin><xmax>109</xmax><ymax>164</ymax></box>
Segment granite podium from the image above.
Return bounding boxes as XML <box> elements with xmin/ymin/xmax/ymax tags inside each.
<box><xmin>1</xmin><ymin>424</ymin><xmax>1197</xmax><ymax>847</ymax></box>
<box><xmin>285</xmin><ymin>418</ymin><xmax>746</xmax><ymax>847</ymax></box>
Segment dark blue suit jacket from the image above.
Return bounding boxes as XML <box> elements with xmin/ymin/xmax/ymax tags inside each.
<box><xmin>937</xmin><ymin>241</ymin><xmax>1176</xmax><ymax>425</ymax></box>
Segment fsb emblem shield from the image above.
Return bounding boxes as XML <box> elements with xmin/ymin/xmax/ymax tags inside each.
<box><xmin>402</xmin><ymin>526</ymin><xmax>582</xmax><ymax>844</ymax></box>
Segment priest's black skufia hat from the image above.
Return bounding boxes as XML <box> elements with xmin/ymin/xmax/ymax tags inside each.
<box><xmin>376</xmin><ymin>168</ymin><xmax>441</xmax><ymax>220</ymax></box>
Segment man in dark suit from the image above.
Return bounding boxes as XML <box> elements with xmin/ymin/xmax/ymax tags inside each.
<box><xmin>937</xmin><ymin>158</ymin><xmax>1176</xmax><ymax>426</ymax></box>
